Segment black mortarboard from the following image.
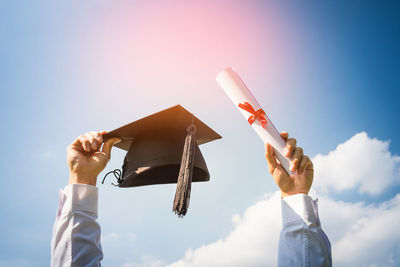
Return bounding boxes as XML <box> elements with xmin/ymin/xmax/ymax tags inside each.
<box><xmin>103</xmin><ymin>105</ymin><xmax>221</xmax><ymax>217</ymax></box>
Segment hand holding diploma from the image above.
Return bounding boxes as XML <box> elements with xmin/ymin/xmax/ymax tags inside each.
<box><xmin>265</xmin><ymin>132</ymin><xmax>314</xmax><ymax>198</ymax></box>
<box><xmin>216</xmin><ymin>67</ymin><xmax>314</xmax><ymax>197</ymax></box>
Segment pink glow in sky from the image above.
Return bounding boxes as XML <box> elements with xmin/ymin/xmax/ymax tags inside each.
<box><xmin>69</xmin><ymin>0</ymin><xmax>299</xmax><ymax>118</ymax></box>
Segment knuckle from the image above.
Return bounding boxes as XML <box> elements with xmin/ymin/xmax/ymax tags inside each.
<box><xmin>288</xmin><ymin>138</ymin><xmax>297</xmax><ymax>147</ymax></box>
<box><xmin>297</xmin><ymin>147</ymin><xmax>303</xmax><ymax>154</ymax></box>
<box><xmin>301</xmin><ymin>156</ymin><xmax>310</xmax><ymax>166</ymax></box>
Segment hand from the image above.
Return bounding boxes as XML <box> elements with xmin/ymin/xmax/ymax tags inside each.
<box><xmin>265</xmin><ymin>132</ymin><xmax>314</xmax><ymax>198</ymax></box>
<box><xmin>67</xmin><ymin>131</ymin><xmax>121</xmax><ymax>186</ymax></box>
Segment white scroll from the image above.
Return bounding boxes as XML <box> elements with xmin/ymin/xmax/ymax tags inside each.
<box><xmin>216</xmin><ymin>67</ymin><xmax>292</xmax><ymax>175</ymax></box>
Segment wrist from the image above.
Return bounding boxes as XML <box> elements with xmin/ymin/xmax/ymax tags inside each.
<box><xmin>68</xmin><ymin>173</ymin><xmax>97</xmax><ymax>186</ymax></box>
<box><xmin>281</xmin><ymin>190</ymin><xmax>308</xmax><ymax>199</ymax></box>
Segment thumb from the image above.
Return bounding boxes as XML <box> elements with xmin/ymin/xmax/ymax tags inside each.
<box><xmin>265</xmin><ymin>143</ymin><xmax>279</xmax><ymax>175</ymax></box>
<box><xmin>102</xmin><ymin>138</ymin><xmax>121</xmax><ymax>160</ymax></box>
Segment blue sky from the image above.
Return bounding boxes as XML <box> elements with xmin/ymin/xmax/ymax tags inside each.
<box><xmin>0</xmin><ymin>1</ymin><xmax>399</xmax><ymax>266</ymax></box>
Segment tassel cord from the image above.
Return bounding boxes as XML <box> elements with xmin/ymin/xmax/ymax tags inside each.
<box><xmin>101</xmin><ymin>169</ymin><xmax>122</xmax><ymax>186</ymax></box>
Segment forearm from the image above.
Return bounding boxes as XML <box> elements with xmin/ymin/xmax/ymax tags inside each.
<box><xmin>51</xmin><ymin>184</ymin><xmax>103</xmax><ymax>267</ymax></box>
<box><xmin>278</xmin><ymin>194</ymin><xmax>331</xmax><ymax>267</ymax></box>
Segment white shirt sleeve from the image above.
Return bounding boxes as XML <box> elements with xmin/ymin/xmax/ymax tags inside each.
<box><xmin>50</xmin><ymin>184</ymin><xmax>103</xmax><ymax>267</ymax></box>
<box><xmin>278</xmin><ymin>194</ymin><xmax>332</xmax><ymax>267</ymax></box>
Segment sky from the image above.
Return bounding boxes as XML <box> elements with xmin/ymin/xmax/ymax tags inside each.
<box><xmin>0</xmin><ymin>0</ymin><xmax>399</xmax><ymax>266</ymax></box>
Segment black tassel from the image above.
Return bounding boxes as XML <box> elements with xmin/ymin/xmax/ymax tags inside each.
<box><xmin>173</xmin><ymin>123</ymin><xmax>197</xmax><ymax>217</ymax></box>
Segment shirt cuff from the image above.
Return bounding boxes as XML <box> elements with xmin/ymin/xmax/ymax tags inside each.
<box><xmin>59</xmin><ymin>184</ymin><xmax>98</xmax><ymax>216</ymax></box>
<box><xmin>281</xmin><ymin>194</ymin><xmax>317</xmax><ymax>227</ymax></box>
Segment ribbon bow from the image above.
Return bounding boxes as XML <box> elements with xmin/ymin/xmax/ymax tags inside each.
<box><xmin>238</xmin><ymin>101</ymin><xmax>268</xmax><ymax>129</ymax></box>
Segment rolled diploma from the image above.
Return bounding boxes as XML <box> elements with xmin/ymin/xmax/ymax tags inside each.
<box><xmin>216</xmin><ymin>67</ymin><xmax>293</xmax><ymax>175</ymax></box>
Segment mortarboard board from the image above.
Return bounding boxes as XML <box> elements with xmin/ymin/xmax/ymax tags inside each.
<box><xmin>102</xmin><ymin>105</ymin><xmax>221</xmax><ymax>217</ymax></box>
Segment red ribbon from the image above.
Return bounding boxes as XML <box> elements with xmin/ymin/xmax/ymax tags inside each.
<box><xmin>238</xmin><ymin>101</ymin><xmax>268</xmax><ymax>129</ymax></box>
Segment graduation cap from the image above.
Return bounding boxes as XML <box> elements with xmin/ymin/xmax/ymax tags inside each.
<box><xmin>102</xmin><ymin>105</ymin><xmax>221</xmax><ymax>217</ymax></box>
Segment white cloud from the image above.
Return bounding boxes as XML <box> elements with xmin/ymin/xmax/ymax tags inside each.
<box><xmin>166</xmin><ymin>133</ymin><xmax>400</xmax><ymax>267</ymax></box>
<box><xmin>313</xmin><ymin>132</ymin><xmax>400</xmax><ymax>195</ymax></box>
<box><xmin>167</xmin><ymin>192</ymin><xmax>400</xmax><ymax>267</ymax></box>
<box><xmin>320</xmin><ymin>195</ymin><xmax>400</xmax><ymax>266</ymax></box>
<box><xmin>231</xmin><ymin>214</ymin><xmax>242</xmax><ymax>225</ymax></box>
<box><xmin>167</xmin><ymin>192</ymin><xmax>282</xmax><ymax>267</ymax></box>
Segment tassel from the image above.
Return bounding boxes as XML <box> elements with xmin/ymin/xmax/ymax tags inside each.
<box><xmin>173</xmin><ymin>123</ymin><xmax>197</xmax><ymax>217</ymax></box>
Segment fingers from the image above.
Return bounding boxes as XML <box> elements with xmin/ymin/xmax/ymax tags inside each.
<box><xmin>102</xmin><ymin>137</ymin><xmax>121</xmax><ymax>160</ymax></box>
<box><xmin>280</xmin><ymin>132</ymin><xmax>307</xmax><ymax>172</ymax></box>
<box><xmin>291</xmin><ymin>147</ymin><xmax>303</xmax><ymax>172</ymax></box>
<box><xmin>284</xmin><ymin>138</ymin><xmax>297</xmax><ymax>157</ymax></box>
<box><xmin>280</xmin><ymin>132</ymin><xmax>289</xmax><ymax>141</ymax></box>
<box><xmin>278</xmin><ymin>132</ymin><xmax>313</xmax><ymax>175</ymax></box>
<box><xmin>76</xmin><ymin>135</ymin><xmax>91</xmax><ymax>152</ymax></box>
<box><xmin>69</xmin><ymin>131</ymin><xmax>107</xmax><ymax>153</ymax></box>
<box><xmin>280</xmin><ymin>132</ymin><xmax>297</xmax><ymax>158</ymax></box>
<box><xmin>265</xmin><ymin>143</ymin><xmax>278</xmax><ymax>175</ymax></box>
<box><xmin>84</xmin><ymin>132</ymin><xmax>103</xmax><ymax>151</ymax></box>
<box><xmin>298</xmin><ymin>155</ymin><xmax>313</xmax><ymax>174</ymax></box>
